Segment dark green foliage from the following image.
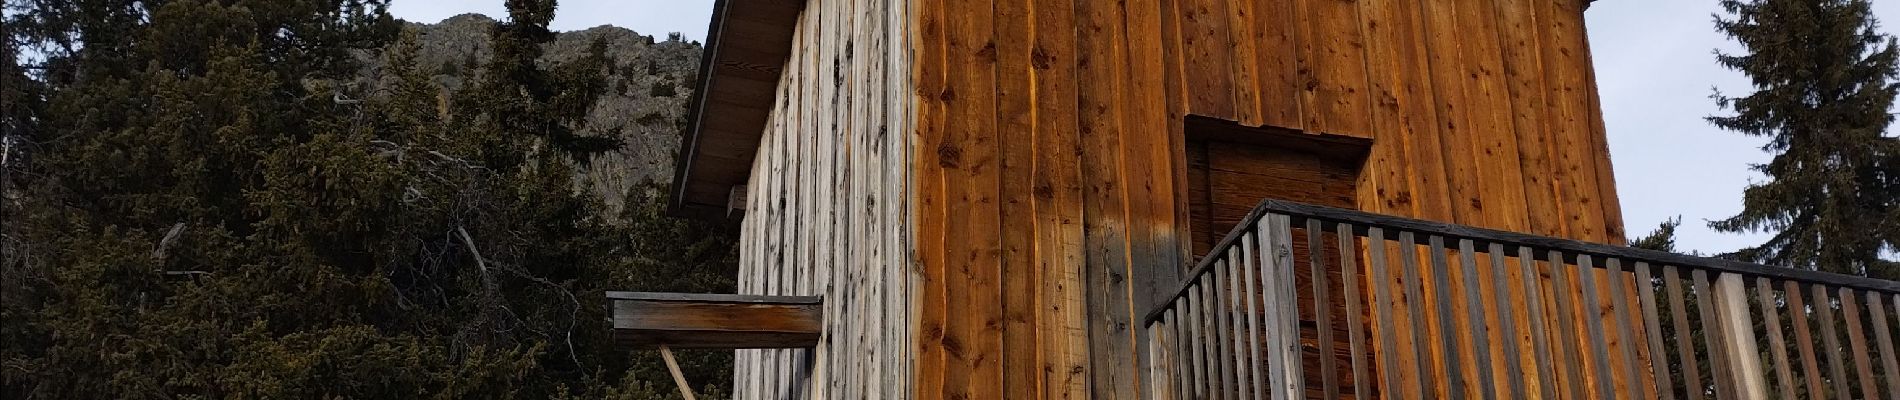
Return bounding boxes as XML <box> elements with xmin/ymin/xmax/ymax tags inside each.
<box><xmin>2</xmin><ymin>0</ymin><xmax>736</xmax><ymax>398</ymax></box>
<box><xmin>1710</xmin><ymin>0</ymin><xmax>1900</xmax><ymax>278</ymax></box>
<box><xmin>1630</xmin><ymin>217</ymin><xmax>1685</xmax><ymax>254</ymax></box>
<box><xmin>649</xmin><ymin>79</ymin><xmax>677</xmax><ymax>98</ymax></box>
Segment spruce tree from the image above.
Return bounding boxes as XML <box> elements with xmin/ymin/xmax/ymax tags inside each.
<box><xmin>1630</xmin><ymin>217</ymin><xmax>1683</xmax><ymax>254</ymax></box>
<box><xmin>1711</xmin><ymin>0</ymin><xmax>1900</xmax><ymax>278</ymax></box>
<box><xmin>4</xmin><ymin>0</ymin><xmax>739</xmax><ymax>396</ymax></box>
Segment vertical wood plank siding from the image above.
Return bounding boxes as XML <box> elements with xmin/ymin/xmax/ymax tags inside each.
<box><xmin>906</xmin><ymin>0</ymin><xmax>1623</xmax><ymax>397</ymax></box>
<box><xmin>733</xmin><ymin>0</ymin><xmax>914</xmax><ymax>398</ymax></box>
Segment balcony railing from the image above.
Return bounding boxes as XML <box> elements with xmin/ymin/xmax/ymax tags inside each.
<box><xmin>1143</xmin><ymin>199</ymin><xmax>1900</xmax><ymax>400</ymax></box>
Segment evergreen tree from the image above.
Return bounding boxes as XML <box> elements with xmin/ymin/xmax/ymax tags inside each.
<box><xmin>1710</xmin><ymin>0</ymin><xmax>1900</xmax><ymax>278</ymax></box>
<box><xmin>1630</xmin><ymin>217</ymin><xmax>1683</xmax><ymax>253</ymax></box>
<box><xmin>1</xmin><ymin>0</ymin><xmax>737</xmax><ymax>398</ymax></box>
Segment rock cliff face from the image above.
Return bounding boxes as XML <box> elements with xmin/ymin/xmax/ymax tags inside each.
<box><xmin>391</xmin><ymin>14</ymin><xmax>703</xmax><ymax>212</ymax></box>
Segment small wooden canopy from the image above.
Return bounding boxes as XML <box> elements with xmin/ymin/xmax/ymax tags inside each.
<box><xmin>670</xmin><ymin>0</ymin><xmax>807</xmax><ymax>218</ymax></box>
<box><xmin>608</xmin><ymin>292</ymin><xmax>823</xmax><ymax>349</ymax></box>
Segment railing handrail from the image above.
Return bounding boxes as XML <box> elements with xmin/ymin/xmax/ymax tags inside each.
<box><xmin>1147</xmin><ymin>198</ymin><xmax>1900</xmax><ymax>324</ymax></box>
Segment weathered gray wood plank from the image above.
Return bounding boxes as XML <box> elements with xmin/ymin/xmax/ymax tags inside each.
<box><xmin>1841</xmin><ymin>288</ymin><xmax>1879</xmax><ymax>399</ymax></box>
<box><xmin>1243</xmin><ymin>231</ymin><xmax>1267</xmax><ymax>400</ymax></box>
<box><xmin>1397</xmin><ymin>232</ymin><xmax>1436</xmax><ymax>397</ymax></box>
<box><xmin>1309</xmin><ymin>219</ymin><xmax>1340</xmax><ymax>400</ymax></box>
<box><xmin>1263</xmin><ymin>214</ymin><xmax>1302</xmax><ymax>400</ymax></box>
<box><xmin>1426</xmin><ymin>235</ymin><xmax>1465</xmax><ymax>397</ymax></box>
<box><xmin>1576</xmin><ymin>255</ymin><xmax>1616</xmax><ymax>399</ymax></box>
<box><xmin>1548</xmin><ymin>250</ymin><xmax>1588</xmax><ymax>400</ymax></box>
<box><xmin>1712</xmin><ymin>274</ymin><xmax>1766</xmax><ymax>399</ymax></box>
<box><xmin>1639</xmin><ymin>263</ymin><xmax>1677</xmax><ymax>400</ymax></box>
<box><xmin>1520</xmin><ymin>247</ymin><xmax>1559</xmax><ymax>400</ymax></box>
<box><xmin>1814</xmin><ymin>283</ymin><xmax>1851</xmax><ymax>398</ymax></box>
<box><xmin>1454</xmin><ymin>239</ymin><xmax>1496</xmax><ymax>400</ymax></box>
<box><xmin>1340</xmin><ymin>224</ymin><xmax>1371</xmax><ymax>400</ymax></box>
<box><xmin>1665</xmin><ymin>266</ymin><xmax>1705</xmax><ymax>400</ymax></box>
<box><xmin>1365</xmin><ymin>227</ymin><xmax>1404</xmax><ymax>399</ymax></box>
<box><xmin>1191</xmin><ymin>282</ymin><xmax>1210</xmax><ymax>399</ymax></box>
<box><xmin>1228</xmin><ymin>246</ymin><xmax>1252</xmax><ymax>400</ymax></box>
<box><xmin>1692</xmin><ymin>269</ymin><xmax>1734</xmax><ymax>400</ymax></box>
<box><xmin>1784</xmin><ymin>281</ymin><xmax>1825</xmax><ymax>400</ymax></box>
<box><xmin>1215</xmin><ymin>259</ymin><xmax>1237</xmax><ymax>400</ymax></box>
<box><xmin>1753</xmin><ymin>277</ymin><xmax>1796</xmax><ymax>400</ymax></box>
<box><xmin>1483</xmin><ymin>243</ymin><xmax>1525</xmax><ymax>399</ymax></box>
<box><xmin>1870</xmin><ymin>293</ymin><xmax>1900</xmax><ymax>400</ymax></box>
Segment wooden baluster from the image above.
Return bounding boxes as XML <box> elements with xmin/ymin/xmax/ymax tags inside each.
<box><xmin>1577</xmin><ymin>255</ymin><xmax>1617</xmax><ymax>399</ymax></box>
<box><xmin>1310</xmin><ymin>219</ymin><xmax>1339</xmax><ymax>400</ymax></box>
<box><xmin>1841</xmin><ymin>289</ymin><xmax>1879</xmax><ymax>399</ymax></box>
<box><xmin>1241</xmin><ymin>232</ymin><xmax>1264</xmax><ymax>400</ymax></box>
<box><xmin>1814</xmin><ymin>284</ymin><xmax>1851</xmax><ymax>398</ymax></box>
<box><xmin>1784</xmin><ymin>281</ymin><xmax>1826</xmax><ymax>400</ymax></box>
<box><xmin>1398</xmin><ymin>232</ymin><xmax>1435</xmax><ymax>398</ymax></box>
<box><xmin>1339</xmin><ymin>224</ymin><xmax>1371</xmax><ymax>399</ymax></box>
<box><xmin>1426</xmin><ymin>235</ymin><xmax>1466</xmax><ymax>397</ymax></box>
<box><xmin>1214</xmin><ymin>259</ymin><xmax>1235</xmax><ymax>400</ymax></box>
<box><xmin>1664</xmin><ymin>266</ymin><xmax>1705</xmax><ymax>400</ymax></box>
<box><xmin>1712</xmin><ymin>273</ymin><xmax>1766</xmax><ymax>399</ymax></box>
<box><xmin>1606</xmin><ymin>258</ymin><xmax>1646</xmax><ymax>399</ymax></box>
<box><xmin>1521</xmin><ymin>247</ymin><xmax>1560</xmax><ymax>400</ymax></box>
<box><xmin>1365</xmin><ymin>227</ymin><xmax>1405</xmax><ymax>399</ymax></box>
<box><xmin>1487</xmin><ymin>243</ymin><xmax>1526</xmax><ymax>399</ymax></box>
<box><xmin>1190</xmin><ymin>282</ymin><xmax>1208</xmax><ymax>399</ymax></box>
<box><xmin>1456</xmin><ymin>239</ymin><xmax>1497</xmax><ymax>399</ymax></box>
<box><xmin>1261</xmin><ymin>214</ymin><xmax>1301</xmax><ymax>400</ymax></box>
<box><xmin>1637</xmin><ymin>263</ymin><xmax>1678</xmax><ymax>400</ymax></box>
<box><xmin>1754</xmin><ymin>277</ymin><xmax>1798</xmax><ymax>400</ymax></box>
<box><xmin>1692</xmin><ymin>269</ymin><xmax>1735</xmax><ymax>400</ymax></box>
<box><xmin>1870</xmin><ymin>294</ymin><xmax>1900</xmax><ymax>400</ymax></box>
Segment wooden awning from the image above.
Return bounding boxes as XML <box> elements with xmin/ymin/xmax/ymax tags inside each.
<box><xmin>608</xmin><ymin>292</ymin><xmax>822</xmax><ymax>349</ymax></box>
<box><xmin>670</xmin><ymin>0</ymin><xmax>807</xmax><ymax>219</ymax></box>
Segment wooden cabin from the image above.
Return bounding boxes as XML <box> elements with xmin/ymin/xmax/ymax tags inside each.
<box><xmin>629</xmin><ymin>0</ymin><xmax>1900</xmax><ymax>399</ymax></box>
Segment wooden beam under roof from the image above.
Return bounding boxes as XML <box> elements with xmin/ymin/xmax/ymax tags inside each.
<box><xmin>608</xmin><ymin>291</ymin><xmax>823</xmax><ymax>349</ymax></box>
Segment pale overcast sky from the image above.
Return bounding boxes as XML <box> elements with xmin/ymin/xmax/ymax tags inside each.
<box><xmin>386</xmin><ymin>1</ymin><xmax>1899</xmax><ymax>256</ymax></box>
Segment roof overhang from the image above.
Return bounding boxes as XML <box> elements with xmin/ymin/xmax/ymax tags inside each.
<box><xmin>670</xmin><ymin>0</ymin><xmax>806</xmax><ymax>219</ymax></box>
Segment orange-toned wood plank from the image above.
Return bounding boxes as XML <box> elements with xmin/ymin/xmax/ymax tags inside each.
<box><xmin>1415</xmin><ymin>0</ymin><xmax>1482</xmax><ymax>396</ymax></box>
<box><xmin>1355</xmin><ymin>0</ymin><xmax>1450</xmax><ymax>395</ymax></box>
<box><xmin>1417</xmin><ymin>0</ymin><xmax>1482</xmax><ymax>229</ymax></box>
<box><xmin>940</xmin><ymin>0</ymin><xmax>1003</xmax><ymax>398</ymax></box>
<box><xmin>1494</xmin><ymin>0</ymin><xmax>1565</xmax><ymax>239</ymax></box>
<box><xmin>1446</xmin><ymin>0</ymin><xmax>1535</xmax><ymax>396</ymax></box>
<box><xmin>1224</xmin><ymin>0</ymin><xmax>1263</xmax><ymax>126</ymax></box>
<box><xmin>1180</xmin><ymin>0</ymin><xmax>1234</xmax><ymax>119</ymax></box>
<box><xmin>1572</xmin><ymin>13</ymin><xmax>1650</xmax><ymax>400</ymax></box>
<box><xmin>1124</xmin><ymin>0</ymin><xmax>1179</xmax><ymax>326</ymax></box>
<box><xmin>1032</xmin><ymin>0</ymin><xmax>1090</xmax><ymax>397</ymax></box>
<box><xmin>1451</xmin><ymin>0</ymin><xmax>1530</xmax><ymax>233</ymax></box>
<box><xmin>1576</xmin><ymin>17</ymin><xmax>1626</xmax><ymax>244</ymax></box>
<box><xmin>1252</xmin><ymin>0</ymin><xmax>1303</xmax><ymax>130</ymax></box>
<box><xmin>1536</xmin><ymin>0</ymin><xmax>1606</xmax><ymax>245</ymax></box>
<box><xmin>912</xmin><ymin>0</ymin><xmax>950</xmax><ymax>395</ymax></box>
<box><xmin>1297</xmin><ymin>0</ymin><xmax>1373</xmax><ymax>138</ymax></box>
<box><xmin>1076</xmin><ymin>0</ymin><xmax>1138</xmax><ymax>396</ymax></box>
<box><xmin>1161</xmin><ymin>0</ymin><xmax>1195</xmax><ymax>276</ymax></box>
<box><xmin>1536</xmin><ymin>3</ymin><xmax>1620</xmax><ymax>397</ymax></box>
<box><xmin>1486</xmin><ymin>4</ymin><xmax>1571</xmax><ymax>390</ymax></box>
<box><xmin>994</xmin><ymin>0</ymin><xmax>1040</xmax><ymax>396</ymax></box>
